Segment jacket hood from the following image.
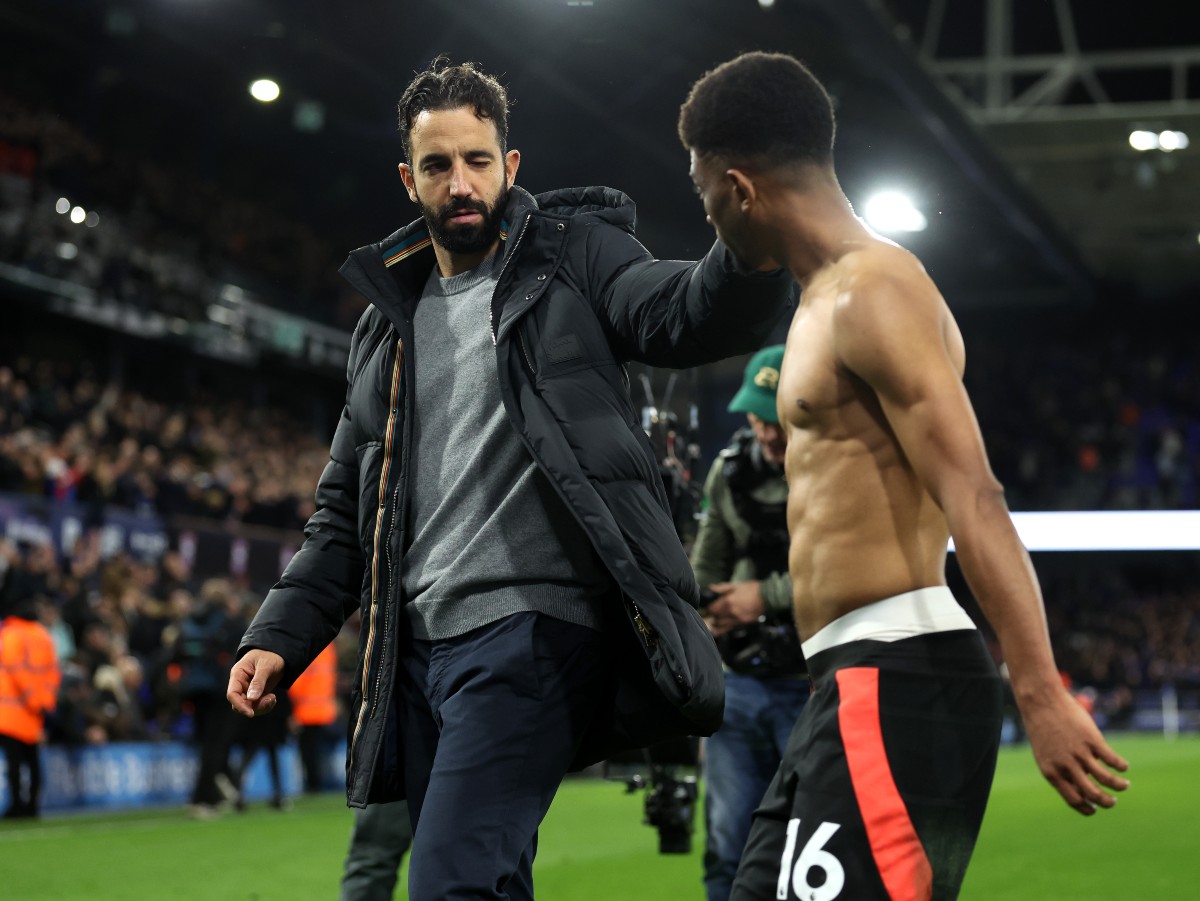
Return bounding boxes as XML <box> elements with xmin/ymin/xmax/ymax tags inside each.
<box><xmin>532</xmin><ymin>186</ymin><xmax>636</xmax><ymax>235</ymax></box>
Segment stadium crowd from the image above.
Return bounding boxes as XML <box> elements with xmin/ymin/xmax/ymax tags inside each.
<box><xmin>969</xmin><ymin>320</ymin><xmax>1200</xmax><ymax>512</ymax></box>
<box><xmin>0</xmin><ymin>527</ymin><xmax>359</xmax><ymax>752</ymax></box>
<box><xmin>0</xmin><ymin>358</ymin><xmax>326</xmax><ymax>531</ymax></box>
<box><xmin>1</xmin><ymin>334</ymin><xmax>1197</xmax><ymax>752</ymax></box>
<box><xmin>0</xmin><ymin>92</ymin><xmax>366</xmax><ymax>330</ymax></box>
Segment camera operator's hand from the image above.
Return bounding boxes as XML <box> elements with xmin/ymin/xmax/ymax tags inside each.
<box><xmin>704</xmin><ymin>581</ymin><xmax>765</xmax><ymax>637</ymax></box>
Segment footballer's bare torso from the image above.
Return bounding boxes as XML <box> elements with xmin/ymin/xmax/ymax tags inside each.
<box><xmin>779</xmin><ymin>242</ymin><xmax>966</xmax><ymax>639</ymax></box>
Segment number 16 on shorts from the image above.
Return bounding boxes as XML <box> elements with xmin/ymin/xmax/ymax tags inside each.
<box><xmin>777</xmin><ymin>819</ymin><xmax>845</xmax><ymax>901</ymax></box>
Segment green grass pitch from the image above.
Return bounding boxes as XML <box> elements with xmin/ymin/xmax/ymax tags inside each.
<box><xmin>1</xmin><ymin>734</ymin><xmax>1194</xmax><ymax>899</ymax></box>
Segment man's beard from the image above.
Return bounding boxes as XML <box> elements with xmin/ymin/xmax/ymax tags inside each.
<box><xmin>420</xmin><ymin>186</ymin><xmax>509</xmax><ymax>255</ymax></box>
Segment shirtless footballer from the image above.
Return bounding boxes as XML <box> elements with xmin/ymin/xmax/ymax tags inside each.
<box><xmin>678</xmin><ymin>52</ymin><xmax>1129</xmax><ymax>901</ymax></box>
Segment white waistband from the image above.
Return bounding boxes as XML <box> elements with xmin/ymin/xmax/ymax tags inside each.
<box><xmin>800</xmin><ymin>586</ymin><xmax>976</xmax><ymax>659</ymax></box>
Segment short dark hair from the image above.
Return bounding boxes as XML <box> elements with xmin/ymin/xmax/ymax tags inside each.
<box><xmin>678</xmin><ymin>52</ymin><xmax>835</xmax><ymax>169</ymax></box>
<box><xmin>397</xmin><ymin>57</ymin><xmax>510</xmax><ymax>163</ymax></box>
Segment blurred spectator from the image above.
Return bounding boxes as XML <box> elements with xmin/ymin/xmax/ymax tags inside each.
<box><xmin>174</xmin><ymin>578</ymin><xmax>244</xmax><ymax>818</ymax></box>
<box><xmin>91</xmin><ymin>654</ymin><xmax>151</xmax><ymax>741</ymax></box>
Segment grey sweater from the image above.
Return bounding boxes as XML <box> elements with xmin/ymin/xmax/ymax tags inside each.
<box><xmin>401</xmin><ymin>251</ymin><xmax>609</xmax><ymax>639</ymax></box>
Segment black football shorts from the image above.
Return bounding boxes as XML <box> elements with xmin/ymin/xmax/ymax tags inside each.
<box><xmin>731</xmin><ymin>629</ymin><xmax>1003</xmax><ymax>901</ymax></box>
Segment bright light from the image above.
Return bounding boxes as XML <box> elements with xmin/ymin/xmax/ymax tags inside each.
<box><xmin>758</xmin><ymin>0</ymin><xmax>777</xmax><ymax>8</ymax></box>
<box><xmin>55</xmin><ymin>242</ymin><xmax>78</xmax><ymax>260</ymax></box>
<box><xmin>1129</xmin><ymin>130</ymin><xmax>1159</xmax><ymax>151</ymax></box>
<box><xmin>249</xmin><ymin>79</ymin><xmax>281</xmax><ymax>103</ymax></box>
<box><xmin>69</xmin><ymin>206</ymin><xmax>86</xmax><ymax>224</ymax></box>
<box><xmin>1129</xmin><ymin>129</ymin><xmax>1189</xmax><ymax>152</ymax></box>
<box><xmin>55</xmin><ymin>197</ymin><xmax>70</xmax><ymax>215</ymax></box>
<box><xmin>85</xmin><ymin>211</ymin><xmax>100</xmax><ymax>228</ymax></box>
<box><xmin>864</xmin><ymin>191</ymin><xmax>927</xmax><ymax>233</ymax></box>
<box><xmin>948</xmin><ymin>511</ymin><xmax>1200</xmax><ymax>552</ymax></box>
<box><xmin>207</xmin><ymin>304</ymin><xmax>235</xmax><ymax>325</ymax></box>
<box><xmin>1158</xmin><ymin>130</ymin><xmax>1189</xmax><ymax>151</ymax></box>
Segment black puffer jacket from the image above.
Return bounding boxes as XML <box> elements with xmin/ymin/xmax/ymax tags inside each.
<box><xmin>239</xmin><ymin>185</ymin><xmax>794</xmax><ymax>806</ymax></box>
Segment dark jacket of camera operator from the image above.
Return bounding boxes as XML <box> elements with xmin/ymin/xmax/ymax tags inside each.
<box><xmin>692</xmin><ymin>430</ymin><xmax>792</xmax><ymax>621</ymax></box>
<box><xmin>238</xmin><ymin>185</ymin><xmax>793</xmax><ymax>807</ymax></box>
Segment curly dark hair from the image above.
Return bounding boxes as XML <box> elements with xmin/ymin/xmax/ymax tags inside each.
<box><xmin>397</xmin><ymin>57</ymin><xmax>510</xmax><ymax>163</ymax></box>
<box><xmin>678</xmin><ymin>52</ymin><xmax>835</xmax><ymax>168</ymax></box>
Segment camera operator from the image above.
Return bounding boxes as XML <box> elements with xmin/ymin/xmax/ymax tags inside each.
<box><xmin>693</xmin><ymin>346</ymin><xmax>808</xmax><ymax>901</ymax></box>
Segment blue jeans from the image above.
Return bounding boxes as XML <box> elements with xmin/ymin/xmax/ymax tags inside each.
<box><xmin>703</xmin><ymin>671</ymin><xmax>809</xmax><ymax>901</ymax></box>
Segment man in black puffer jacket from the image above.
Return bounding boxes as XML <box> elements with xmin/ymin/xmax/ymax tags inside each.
<box><xmin>227</xmin><ymin>59</ymin><xmax>793</xmax><ymax>900</ymax></box>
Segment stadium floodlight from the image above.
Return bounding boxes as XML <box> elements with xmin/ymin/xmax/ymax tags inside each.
<box><xmin>948</xmin><ymin>510</ymin><xmax>1200</xmax><ymax>553</ymax></box>
<box><xmin>864</xmin><ymin>191</ymin><xmax>927</xmax><ymax>233</ymax></box>
<box><xmin>1158</xmin><ymin>130</ymin><xmax>1189</xmax><ymax>151</ymax></box>
<box><xmin>1128</xmin><ymin>130</ymin><xmax>1159</xmax><ymax>151</ymax></box>
<box><xmin>249</xmin><ymin>79</ymin><xmax>281</xmax><ymax>103</ymax></box>
<box><xmin>69</xmin><ymin>205</ymin><xmax>86</xmax><ymax>224</ymax></box>
<box><xmin>55</xmin><ymin>197</ymin><xmax>70</xmax><ymax>215</ymax></box>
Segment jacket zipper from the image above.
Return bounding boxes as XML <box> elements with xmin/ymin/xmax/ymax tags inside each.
<box><xmin>489</xmin><ymin>213</ymin><xmax>532</xmax><ymax>345</ymax></box>
<box><xmin>347</xmin><ymin>337</ymin><xmax>404</xmax><ymax>772</ymax></box>
<box><xmin>489</xmin><ymin>215</ymin><xmax>658</xmax><ymax>651</ymax></box>
<box><xmin>518</xmin><ymin>332</ymin><xmax>535</xmax><ymax>378</ymax></box>
<box><xmin>630</xmin><ymin>599</ymin><xmax>658</xmax><ymax>649</ymax></box>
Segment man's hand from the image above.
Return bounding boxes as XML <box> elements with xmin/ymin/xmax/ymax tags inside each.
<box><xmin>704</xmin><ymin>581</ymin><xmax>765</xmax><ymax>637</ymax></box>
<box><xmin>1022</xmin><ymin>688</ymin><xmax>1130</xmax><ymax>815</ymax></box>
<box><xmin>227</xmin><ymin>650</ymin><xmax>285</xmax><ymax>718</ymax></box>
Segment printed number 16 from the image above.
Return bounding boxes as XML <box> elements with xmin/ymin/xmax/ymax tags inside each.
<box><xmin>777</xmin><ymin>819</ymin><xmax>845</xmax><ymax>901</ymax></box>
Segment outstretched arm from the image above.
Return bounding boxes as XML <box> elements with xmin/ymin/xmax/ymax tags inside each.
<box><xmin>587</xmin><ymin>226</ymin><xmax>795</xmax><ymax>367</ymax></box>
<box><xmin>834</xmin><ymin>266</ymin><xmax>1129</xmax><ymax>815</ymax></box>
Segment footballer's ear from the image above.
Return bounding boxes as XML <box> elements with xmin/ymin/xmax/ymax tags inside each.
<box><xmin>726</xmin><ymin>167</ymin><xmax>759</xmax><ymax>211</ymax></box>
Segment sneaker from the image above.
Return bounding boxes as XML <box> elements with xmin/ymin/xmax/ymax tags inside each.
<box><xmin>214</xmin><ymin>773</ymin><xmax>241</xmax><ymax>809</ymax></box>
<box><xmin>186</xmin><ymin>803</ymin><xmax>222</xmax><ymax>820</ymax></box>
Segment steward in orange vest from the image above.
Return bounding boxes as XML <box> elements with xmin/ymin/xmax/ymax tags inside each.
<box><xmin>289</xmin><ymin>642</ymin><xmax>338</xmax><ymax>793</ymax></box>
<box><xmin>1</xmin><ymin>601</ymin><xmax>61</xmax><ymax>818</ymax></box>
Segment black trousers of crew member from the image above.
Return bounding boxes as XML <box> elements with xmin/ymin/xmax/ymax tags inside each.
<box><xmin>1</xmin><ymin>734</ymin><xmax>42</xmax><ymax>817</ymax></box>
<box><xmin>188</xmin><ymin>692</ymin><xmax>238</xmax><ymax>806</ymax></box>
<box><xmin>396</xmin><ymin>610</ymin><xmax>610</xmax><ymax>901</ymax></box>
<box><xmin>298</xmin><ymin>724</ymin><xmax>331</xmax><ymax>793</ymax></box>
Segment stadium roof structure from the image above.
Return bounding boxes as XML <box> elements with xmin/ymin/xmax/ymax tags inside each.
<box><xmin>2</xmin><ymin>0</ymin><xmax>1195</xmax><ymax>314</ymax></box>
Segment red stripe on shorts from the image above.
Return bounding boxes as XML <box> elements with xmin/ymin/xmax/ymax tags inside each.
<box><xmin>836</xmin><ymin>667</ymin><xmax>933</xmax><ymax>901</ymax></box>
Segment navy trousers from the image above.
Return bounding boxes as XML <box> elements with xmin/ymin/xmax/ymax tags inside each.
<box><xmin>397</xmin><ymin>611</ymin><xmax>611</xmax><ymax>901</ymax></box>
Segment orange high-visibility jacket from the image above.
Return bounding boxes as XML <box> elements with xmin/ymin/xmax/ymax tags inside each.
<box><xmin>289</xmin><ymin>642</ymin><xmax>338</xmax><ymax>728</ymax></box>
<box><xmin>0</xmin><ymin>616</ymin><xmax>61</xmax><ymax>744</ymax></box>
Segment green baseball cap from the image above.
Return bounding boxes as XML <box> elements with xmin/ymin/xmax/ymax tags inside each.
<box><xmin>727</xmin><ymin>345</ymin><xmax>785</xmax><ymax>424</ymax></box>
